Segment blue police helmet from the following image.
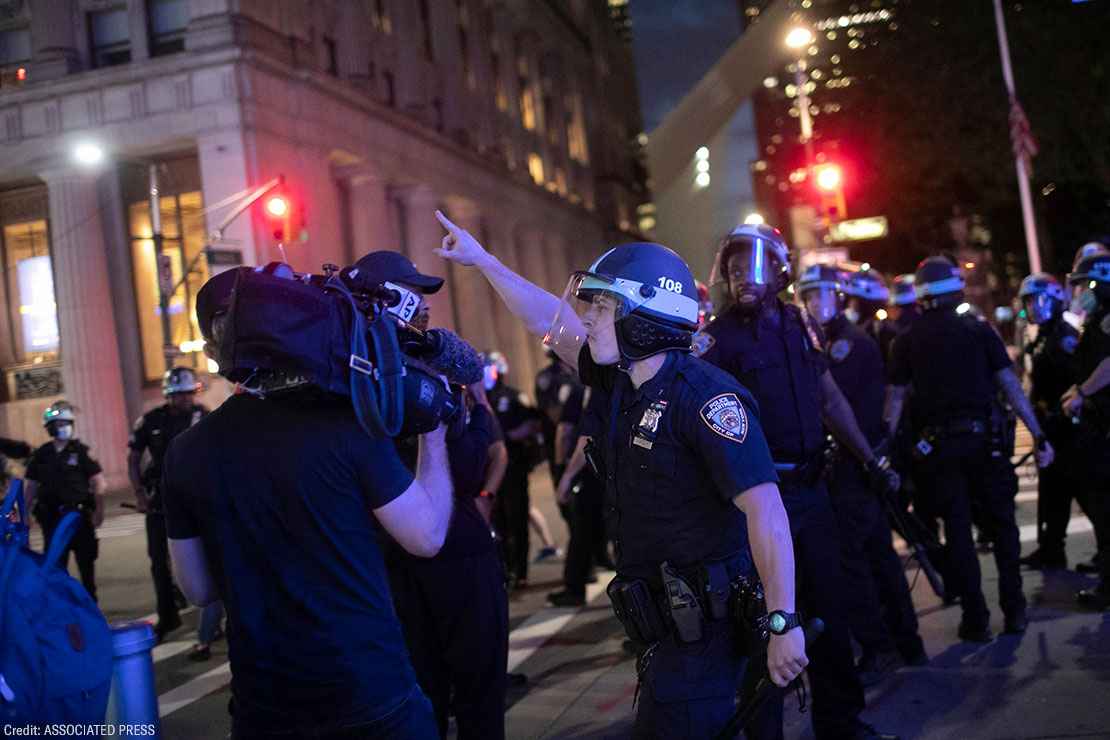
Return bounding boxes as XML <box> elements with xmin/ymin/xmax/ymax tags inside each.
<box><xmin>796</xmin><ymin>263</ymin><xmax>842</xmax><ymax>294</ymax></box>
<box><xmin>1068</xmin><ymin>249</ymin><xmax>1110</xmax><ymax>287</ymax></box>
<box><xmin>914</xmin><ymin>256</ymin><xmax>965</xmax><ymax>307</ymax></box>
<box><xmin>842</xmin><ymin>267</ymin><xmax>890</xmax><ymax>303</ymax></box>
<box><xmin>1018</xmin><ymin>273</ymin><xmax>1066</xmax><ymax>302</ymax></box>
<box><xmin>578</xmin><ymin>242</ymin><xmax>700</xmax><ymax>361</ymax></box>
<box><xmin>889</xmin><ymin>274</ymin><xmax>916</xmax><ymax>306</ymax></box>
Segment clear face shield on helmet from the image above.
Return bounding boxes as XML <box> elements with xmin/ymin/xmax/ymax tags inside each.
<box><xmin>545</xmin><ymin>271</ymin><xmax>654</xmax><ymax>366</ymax></box>
<box><xmin>709</xmin><ymin>237</ymin><xmax>785</xmax><ymax>310</ymax></box>
<box><xmin>800</xmin><ymin>285</ymin><xmax>841</xmax><ymax>325</ymax></box>
<box><xmin>1023</xmin><ymin>292</ymin><xmax>1059</xmax><ymax>325</ymax></box>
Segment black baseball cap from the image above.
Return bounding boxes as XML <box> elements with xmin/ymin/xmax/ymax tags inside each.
<box><xmin>195</xmin><ymin>268</ymin><xmax>240</xmax><ymax>340</ymax></box>
<box><xmin>349</xmin><ymin>251</ymin><xmax>444</xmax><ymax>294</ymax></box>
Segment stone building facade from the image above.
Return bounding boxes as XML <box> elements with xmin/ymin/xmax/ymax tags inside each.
<box><xmin>0</xmin><ymin>0</ymin><xmax>647</xmax><ymax>485</ymax></box>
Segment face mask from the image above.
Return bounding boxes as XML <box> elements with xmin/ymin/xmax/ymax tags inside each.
<box><xmin>483</xmin><ymin>365</ymin><xmax>498</xmax><ymax>391</ymax></box>
<box><xmin>1075</xmin><ymin>289</ymin><xmax>1099</xmax><ymax>317</ymax></box>
<box><xmin>53</xmin><ymin>423</ymin><xmax>74</xmax><ymax>441</ymax></box>
<box><xmin>844</xmin><ymin>307</ymin><xmax>860</xmax><ymax>324</ymax></box>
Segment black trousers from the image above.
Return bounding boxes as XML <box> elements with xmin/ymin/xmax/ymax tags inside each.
<box><xmin>145</xmin><ymin>511</ymin><xmax>180</xmax><ymax>628</ymax></box>
<box><xmin>387</xmin><ymin>549</ymin><xmax>509</xmax><ymax>740</ymax></box>
<box><xmin>41</xmin><ymin>510</ymin><xmax>98</xmax><ymax>602</ymax></box>
<box><xmin>563</xmin><ymin>472</ymin><xmax>605</xmax><ymax>595</ymax></box>
<box><xmin>912</xmin><ymin>434</ymin><xmax>1025</xmax><ymax>628</ymax></box>
<box><xmin>494</xmin><ymin>467</ymin><xmax>530</xmax><ymax>582</ymax></box>
<box><xmin>752</xmin><ymin>481</ymin><xmax>865</xmax><ymax>740</ymax></box>
<box><xmin>828</xmin><ymin>460</ymin><xmax>923</xmax><ymax>661</ymax></box>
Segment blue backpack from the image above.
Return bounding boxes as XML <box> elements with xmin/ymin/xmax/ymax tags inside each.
<box><xmin>0</xmin><ymin>480</ymin><xmax>113</xmax><ymax>725</ymax></box>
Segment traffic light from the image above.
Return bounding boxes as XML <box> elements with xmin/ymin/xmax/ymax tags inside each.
<box><xmin>264</xmin><ymin>194</ymin><xmax>290</xmax><ymax>240</ymax></box>
<box><xmin>814</xmin><ymin>163</ymin><xmax>846</xmax><ymax>222</ymax></box>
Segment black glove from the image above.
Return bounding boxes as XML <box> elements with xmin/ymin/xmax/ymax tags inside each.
<box><xmin>864</xmin><ymin>454</ymin><xmax>900</xmax><ymax>496</ymax></box>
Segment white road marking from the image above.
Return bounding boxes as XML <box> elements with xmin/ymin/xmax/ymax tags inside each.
<box><xmin>158</xmin><ymin>662</ymin><xmax>232</xmax><ymax>718</ymax></box>
<box><xmin>507</xmin><ymin>571</ymin><xmax>614</xmax><ymax>673</ymax></box>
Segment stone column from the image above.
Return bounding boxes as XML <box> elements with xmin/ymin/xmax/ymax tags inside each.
<box><xmin>443</xmin><ymin>198</ymin><xmax>496</xmax><ymax>351</ymax></box>
<box><xmin>41</xmin><ymin>169</ymin><xmax>131</xmax><ymax>488</ymax></box>
<box><xmin>400</xmin><ymin>184</ymin><xmax>455</xmax><ymax>332</ymax></box>
<box><xmin>487</xmin><ymin>219</ymin><xmax>539</xmax><ymax>395</ymax></box>
<box><xmin>197</xmin><ymin>132</ymin><xmax>260</xmax><ymax>265</ymax></box>
<box><xmin>31</xmin><ymin>0</ymin><xmax>83</xmax><ymax>81</ymax></box>
<box><xmin>347</xmin><ymin>173</ymin><xmax>394</xmax><ymax>258</ymax></box>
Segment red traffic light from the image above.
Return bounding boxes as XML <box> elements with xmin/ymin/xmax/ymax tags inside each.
<box><xmin>815</xmin><ymin>164</ymin><xmax>843</xmax><ymax>192</ymax></box>
<box><xmin>265</xmin><ymin>195</ymin><xmax>289</xmax><ymax>218</ymax></box>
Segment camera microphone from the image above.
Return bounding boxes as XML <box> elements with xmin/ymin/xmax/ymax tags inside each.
<box><xmin>416</xmin><ymin>329</ymin><xmax>485</xmax><ymax>386</ymax></box>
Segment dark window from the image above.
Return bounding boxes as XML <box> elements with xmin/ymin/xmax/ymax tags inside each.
<box><xmin>148</xmin><ymin>0</ymin><xmax>187</xmax><ymax>57</ymax></box>
<box><xmin>419</xmin><ymin>0</ymin><xmax>434</xmax><ymax>61</ymax></box>
<box><xmin>324</xmin><ymin>36</ymin><xmax>338</xmax><ymax>76</ymax></box>
<box><xmin>89</xmin><ymin>8</ymin><xmax>131</xmax><ymax>67</ymax></box>
<box><xmin>0</xmin><ymin>27</ymin><xmax>31</xmax><ymax>65</ymax></box>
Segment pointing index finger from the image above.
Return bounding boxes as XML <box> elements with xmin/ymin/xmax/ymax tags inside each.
<box><xmin>435</xmin><ymin>209</ymin><xmax>459</xmax><ymax>234</ymax></box>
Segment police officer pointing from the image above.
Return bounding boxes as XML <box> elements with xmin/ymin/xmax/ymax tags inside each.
<box><xmin>433</xmin><ymin>211</ymin><xmax>807</xmax><ymax>739</ymax></box>
<box><xmin>128</xmin><ymin>367</ymin><xmax>208</xmax><ymax>642</ymax></box>
<box><xmin>885</xmin><ymin>257</ymin><xmax>1053</xmax><ymax>640</ymax></box>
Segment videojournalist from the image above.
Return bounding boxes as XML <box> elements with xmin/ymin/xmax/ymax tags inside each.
<box><xmin>350</xmin><ymin>250</ymin><xmax>510</xmax><ymax>740</ymax></box>
<box><xmin>161</xmin><ymin>260</ymin><xmax>456</xmax><ymax>739</ymax></box>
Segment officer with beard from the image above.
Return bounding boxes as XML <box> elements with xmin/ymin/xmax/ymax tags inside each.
<box><xmin>796</xmin><ymin>265</ymin><xmax>926</xmax><ymax>686</ymax></box>
<box><xmin>697</xmin><ymin>225</ymin><xmax>898</xmax><ymax>740</ymax></box>
<box><xmin>1062</xmin><ymin>251</ymin><xmax>1110</xmax><ymax>609</ymax></box>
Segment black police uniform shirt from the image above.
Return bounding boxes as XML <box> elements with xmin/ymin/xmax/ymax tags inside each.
<box><xmin>488</xmin><ymin>382</ymin><xmax>540</xmax><ymax>472</ymax></box>
<box><xmin>393</xmin><ymin>402</ymin><xmax>500</xmax><ymax>560</ymax></box>
<box><xmin>823</xmin><ymin>314</ymin><xmax>887</xmax><ymax>447</ymax></box>
<box><xmin>577</xmin><ymin>345</ymin><xmax>778</xmax><ymax>585</ymax></box>
<box><xmin>1076</xmin><ymin>307</ymin><xmax>1110</xmax><ymax>429</ymax></box>
<box><xmin>25</xmin><ymin>439</ymin><xmax>102</xmax><ymax>513</ymax></box>
<box><xmin>888</xmin><ymin>308</ymin><xmax>1013</xmax><ymax>430</ymax></box>
<box><xmin>161</xmin><ymin>394</ymin><xmax>418</xmax><ymax>727</ymax></box>
<box><xmin>695</xmin><ymin>301</ymin><xmax>829</xmax><ymax>464</ymax></box>
<box><xmin>128</xmin><ymin>403</ymin><xmax>208</xmax><ymax>506</ymax></box>
<box><xmin>1025</xmin><ymin>317</ymin><xmax>1079</xmax><ymax>436</ymax></box>
<box><xmin>536</xmin><ymin>360</ymin><xmax>580</xmax><ymax>466</ymax></box>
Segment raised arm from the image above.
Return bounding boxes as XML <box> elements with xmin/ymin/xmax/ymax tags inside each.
<box><xmin>434</xmin><ymin>211</ymin><xmax>584</xmax><ymax>370</ymax></box>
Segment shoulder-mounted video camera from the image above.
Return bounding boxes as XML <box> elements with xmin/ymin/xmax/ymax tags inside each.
<box><xmin>205</xmin><ymin>261</ymin><xmax>484</xmax><ymax>438</ymax></box>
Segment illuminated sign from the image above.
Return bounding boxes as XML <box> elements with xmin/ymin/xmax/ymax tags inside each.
<box><xmin>17</xmin><ymin>255</ymin><xmax>59</xmax><ymax>352</ymax></box>
<box><xmin>829</xmin><ymin>216</ymin><xmax>889</xmax><ymax>242</ymax></box>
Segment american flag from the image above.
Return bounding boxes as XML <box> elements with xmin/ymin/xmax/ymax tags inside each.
<box><xmin>1009</xmin><ymin>96</ymin><xmax>1039</xmax><ymax>176</ymax></box>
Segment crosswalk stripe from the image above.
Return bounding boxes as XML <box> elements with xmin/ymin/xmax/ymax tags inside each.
<box><xmin>158</xmin><ymin>662</ymin><xmax>231</xmax><ymax>718</ymax></box>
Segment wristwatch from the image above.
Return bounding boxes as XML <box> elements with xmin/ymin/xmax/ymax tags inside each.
<box><xmin>764</xmin><ymin>610</ymin><xmax>802</xmax><ymax>635</ymax></box>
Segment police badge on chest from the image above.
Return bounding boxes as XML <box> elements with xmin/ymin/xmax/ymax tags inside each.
<box><xmin>632</xmin><ymin>400</ymin><xmax>668</xmax><ymax>450</ymax></box>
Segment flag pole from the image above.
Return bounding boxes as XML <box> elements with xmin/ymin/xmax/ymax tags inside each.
<box><xmin>993</xmin><ymin>0</ymin><xmax>1041</xmax><ymax>274</ymax></box>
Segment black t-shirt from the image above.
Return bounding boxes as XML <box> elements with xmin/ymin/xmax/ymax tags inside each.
<box><xmin>578</xmin><ymin>346</ymin><xmax>776</xmax><ymax>583</ymax></box>
<box><xmin>889</xmin><ymin>308</ymin><xmax>1013</xmax><ymax>429</ymax></box>
<box><xmin>161</xmin><ymin>394</ymin><xmax>417</xmax><ymax>730</ymax></box>
<box><xmin>488</xmin><ymin>383</ymin><xmax>540</xmax><ymax>474</ymax></box>
<box><xmin>393</xmin><ymin>403</ymin><xmax>500</xmax><ymax>560</ymax></box>
<box><xmin>25</xmin><ymin>440</ymin><xmax>102</xmax><ymax>510</ymax></box>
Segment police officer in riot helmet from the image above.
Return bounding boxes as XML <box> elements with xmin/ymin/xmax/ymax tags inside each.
<box><xmin>796</xmin><ymin>265</ymin><xmax>926</xmax><ymax>685</ymax></box>
<box><xmin>128</xmin><ymin>367</ymin><xmax>209</xmax><ymax>643</ymax></box>
<box><xmin>24</xmin><ymin>401</ymin><xmax>108</xmax><ymax>601</ymax></box>
<box><xmin>877</xmin><ymin>274</ymin><xmax>919</xmax><ymax>364</ymax></box>
<box><xmin>841</xmin><ymin>267</ymin><xmax>889</xmax><ymax>341</ymax></box>
<box><xmin>1017</xmin><ymin>274</ymin><xmax>1092</xmax><ymax>572</ymax></box>
<box><xmin>1061</xmin><ymin>251</ymin><xmax>1110</xmax><ymax>608</ymax></box>
<box><xmin>1066</xmin><ymin>242</ymin><xmax>1109</xmax><ymax>327</ymax></box>
<box><xmin>700</xmin><ymin>224</ymin><xmax>897</xmax><ymax>740</ymax></box>
<box><xmin>434</xmin><ymin>210</ymin><xmax>809</xmax><ymax>739</ymax></box>
<box><xmin>885</xmin><ymin>257</ymin><xmax>1054</xmax><ymax>640</ymax></box>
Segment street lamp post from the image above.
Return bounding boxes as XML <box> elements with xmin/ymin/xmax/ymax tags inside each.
<box><xmin>147</xmin><ymin>162</ymin><xmax>177</xmax><ymax>373</ymax></box>
<box><xmin>785</xmin><ymin>25</ymin><xmax>820</xmax><ymax>264</ymax></box>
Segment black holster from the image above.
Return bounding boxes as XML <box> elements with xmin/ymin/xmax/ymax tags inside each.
<box><xmin>728</xmin><ymin>573</ymin><xmax>769</xmax><ymax>657</ymax></box>
<box><xmin>607</xmin><ymin>577</ymin><xmax>669</xmax><ymax>646</ymax></box>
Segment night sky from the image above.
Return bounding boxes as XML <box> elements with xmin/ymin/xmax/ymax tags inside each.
<box><xmin>629</xmin><ymin>0</ymin><xmax>744</xmax><ymax>132</ymax></box>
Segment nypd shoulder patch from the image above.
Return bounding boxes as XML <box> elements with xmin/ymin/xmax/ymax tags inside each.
<box><xmin>691</xmin><ymin>330</ymin><xmax>716</xmax><ymax>358</ymax></box>
<box><xmin>700</xmin><ymin>393</ymin><xmax>749</xmax><ymax>444</ymax></box>
<box><xmin>830</xmin><ymin>338</ymin><xmax>852</xmax><ymax>363</ymax></box>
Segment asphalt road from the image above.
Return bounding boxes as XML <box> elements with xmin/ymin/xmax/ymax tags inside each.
<box><xmin>28</xmin><ymin>432</ymin><xmax>1110</xmax><ymax>740</ymax></box>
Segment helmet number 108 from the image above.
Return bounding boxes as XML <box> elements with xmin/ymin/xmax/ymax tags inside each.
<box><xmin>657</xmin><ymin>277</ymin><xmax>684</xmax><ymax>294</ymax></box>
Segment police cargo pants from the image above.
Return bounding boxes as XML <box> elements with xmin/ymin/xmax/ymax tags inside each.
<box><xmin>752</xmin><ymin>481</ymin><xmax>866</xmax><ymax>740</ymax></box>
<box><xmin>41</xmin><ymin>511</ymin><xmax>98</xmax><ymax>601</ymax></box>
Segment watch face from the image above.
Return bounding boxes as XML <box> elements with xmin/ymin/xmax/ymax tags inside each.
<box><xmin>769</xmin><ymin>612</ymin><xmax>787</xmax><ymax>633</ymax></box>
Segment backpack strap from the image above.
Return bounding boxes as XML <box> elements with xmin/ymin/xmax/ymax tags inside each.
<box><xmin>0</xmin><ymin>480</ymin><xmax>28</xmax><ymax>550</ymax></box>
<box><xmin>41</xmin><ymin>511</ymin><xmax>82</xmax><ymax>571</ymax></box>
<box><xmin>0</xmin><ymin>478</ymin><xmax>24</xmax><ymax>520</ymax></box>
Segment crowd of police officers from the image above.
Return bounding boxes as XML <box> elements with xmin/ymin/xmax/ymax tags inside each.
<box><xmin>7</xmin><ymin>207</ymin><xmax>1110</xmax><ymax>739</ymax></box>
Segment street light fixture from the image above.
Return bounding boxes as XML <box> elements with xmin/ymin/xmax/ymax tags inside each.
<box><xmin>73</xmin><ymin>142</ymin><xmax>105</xmax><ymax>166</ymax></box>
<box><xmin>785</xmin><ymin>26</ymin><xmax>815</xmax><ymax>49</ymax></box>
<box><xmin>744</xmin><ymin>213</ymin><xmax>765</xmax><ymax>225</ymax></box>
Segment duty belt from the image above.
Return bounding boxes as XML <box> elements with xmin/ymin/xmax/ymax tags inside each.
<box><xmin>773</xmin><ymin>453</ymin><xmax>826</xmax><ymax>487</ymax></box>
<box><xmin>924</xmin><ymin>418</ymin><xmax>987</xmax><ymax>438</ymax></box>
